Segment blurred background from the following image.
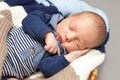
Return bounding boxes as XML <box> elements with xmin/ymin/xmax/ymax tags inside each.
<box><xmin>84</xmin><ymin>0</ymin><xmax>120</xmax><ymax>80</ymax></box>
<box><xmin>0</xmin><ymin>0</ymin><xmax>120</xmax><ymax>80</ymax></box>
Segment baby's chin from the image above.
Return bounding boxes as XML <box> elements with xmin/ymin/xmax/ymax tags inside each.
<box><xmin>65</xmin><ymin>49</ymin><xmax>73</xmax><ymax>54</ymax></box>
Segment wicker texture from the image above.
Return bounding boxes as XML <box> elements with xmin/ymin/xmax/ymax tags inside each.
<box><xmin>89</xmin><ymin>68</ymin><xmax>98</xmax><ymax>80</ymax></box>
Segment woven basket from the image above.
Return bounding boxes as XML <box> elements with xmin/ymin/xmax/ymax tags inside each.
<box><xmin>24</xmin><ymin>68</ymin><xmax>98</xmax><ymax>80</ymax></box>
<box><xmin>89</xmin><ymin>68</ymin><xmax>98</xmax><ymax>80</ymax></box>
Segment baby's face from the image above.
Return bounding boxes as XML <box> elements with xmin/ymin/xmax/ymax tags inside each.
<box><xmin>56</xmin><ymin>15</ymin><xmax>98</xmax><ymax>53</ymax></box>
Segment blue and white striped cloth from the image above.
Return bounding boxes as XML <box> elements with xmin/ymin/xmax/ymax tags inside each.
<box><xmin>2</xmin><ymin>27</ymin><xmax>43</xmax><ymax>79</ymax></box>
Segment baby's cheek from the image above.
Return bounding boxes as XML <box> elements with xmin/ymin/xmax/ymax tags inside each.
<box><xmin>66</xmin><ymin>45</ymin><xmax>76</xmax><ymax>53</ymax></box>
<box><xmin>62</xmin><ymin>43</ymin><xmax>77</xmax><ymax>53</ymax></box>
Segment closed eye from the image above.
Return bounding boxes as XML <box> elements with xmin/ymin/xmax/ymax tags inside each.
<box><xmin>69</xmin><ymin>25</ymin><xmax>74</xmax><ymax>31</ymax></box>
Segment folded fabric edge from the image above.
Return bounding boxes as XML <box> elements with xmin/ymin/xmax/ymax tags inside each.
<box><xmin>70</xmin><ymin>49</ymin><xmax>105</xmax><ymax>80</ymax></box>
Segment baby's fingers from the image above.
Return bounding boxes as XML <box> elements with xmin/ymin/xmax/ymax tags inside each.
<box><xmin>44</xmin><ymin>45</ymin><xmax>50</xmax><ymax>51</ymax></box>
<box><xmin>48</xmin><ymin>48</ymin><xmax>56</xmax><ymax>54</ymax></box>
<box><xmin>80</xmin><ymin>49</ymin><xmax>89</xmax><ymax>55</ymax></box>
<box><xmin>57</xmin><ymin>47</ymin><xmax>60</xmax><ymax>56</ymax></box>
<box><xmin>44</xmin><ymin>45</ymin><xmax>57</xmax><ymax>54</ymax></box>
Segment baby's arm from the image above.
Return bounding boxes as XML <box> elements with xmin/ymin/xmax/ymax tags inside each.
<box><xmin>39</xmin><ymin>49</ymin><xmax>89</xmax><ymax>77</ymax></box>
<box><xmin>22</xmin><ymin>10</ymin><xmax>60</xmax><ymax>55</ymax></box>
<box><xmin>44</xmin><ymin>32</ymin><xmax>60</xmax><ymax>55</ymax></box>
<box><xmin>65</xmin><ymin>49</ymin><xmax>89</xmax><ymax>62</ymax></box>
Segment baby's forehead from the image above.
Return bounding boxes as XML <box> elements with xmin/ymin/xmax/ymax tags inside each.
<box><xmin>72</xmin><ymin>11</ymin><xmax>104</xmax><ymax>22</ymax></box>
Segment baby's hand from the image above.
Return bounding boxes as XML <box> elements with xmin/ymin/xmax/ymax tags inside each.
<box><xmin>44</xmin><ymin>32</ymin><xmax>60</xmax><ymax>55</ymax></box>
<box><xmin>64</xmin><ymin>49</ymin><xmax>89</xmax><ymax>62</ymax></box>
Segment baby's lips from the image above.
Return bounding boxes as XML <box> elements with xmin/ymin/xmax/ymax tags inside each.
<box><xmin>56</xmin><ymin>34</ymin><xmax>62</xmax><ymax>42</ymax></box>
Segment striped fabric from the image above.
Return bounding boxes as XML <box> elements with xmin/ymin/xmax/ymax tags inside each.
<box><xmin>2</xmin><ymin>27</ymin><xmax>42</xmax><ymax>79</ymax></box>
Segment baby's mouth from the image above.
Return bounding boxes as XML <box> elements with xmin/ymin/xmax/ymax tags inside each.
<box><xmin>56</xmin><ymin>33</ymin><xmax>62</xmax><ymax>42</ymax></box>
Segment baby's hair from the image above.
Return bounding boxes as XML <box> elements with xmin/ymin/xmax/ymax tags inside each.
<box><xmin>71</xmin><ymin>11</ymin><xmax>107</xmax><ymax>48</ymax></box>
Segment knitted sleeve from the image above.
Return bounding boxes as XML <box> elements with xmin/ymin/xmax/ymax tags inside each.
<box><xmin>39</xmin><ymin>55</ymin><xmax>70</xmax><ymax>77</ymax></box>
<box><xmin>22</xmin><ymin>10</ymin><xmax>53</xmax><ymax>43</ymax></box>
<box><xmin>0</xmin><ymin>10</ymin><xmax>14</xmax><ymax>80</ymax></box>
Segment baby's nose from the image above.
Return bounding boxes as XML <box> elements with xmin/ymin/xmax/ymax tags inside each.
<box><xmin>66</xmin><ymin>34</ymin><xmax>75</xmax><ymax>42</ymax></box>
